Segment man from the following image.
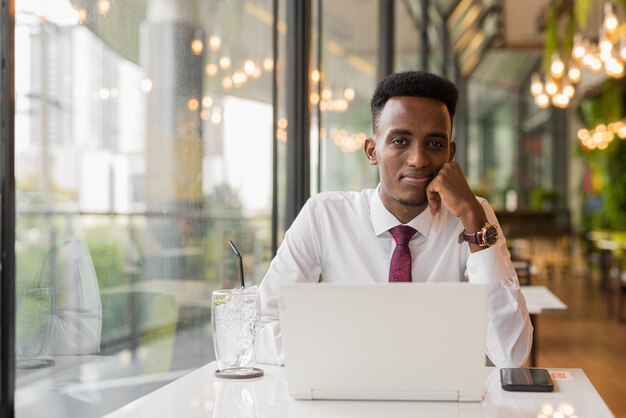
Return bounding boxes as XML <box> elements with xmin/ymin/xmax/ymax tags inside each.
<box><xmin>256</xmin><ymin>71</ymin><xmax>532</xmax><ymax>368</ymax></box>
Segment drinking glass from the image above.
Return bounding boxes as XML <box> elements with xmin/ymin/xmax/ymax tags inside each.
<box><xmin>212</xmin><ymin>286</ymin><xmax>263</xmax><ymax>378</ymax></box>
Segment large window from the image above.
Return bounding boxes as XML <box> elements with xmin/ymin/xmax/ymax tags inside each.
<box><xmin>466</xmin><ymin>79</ymin><xmax>518</xmax><ymax>209</ymax></box>
<box><xmin>395</xmin><ymin>0</ymin><xmax>421</xmax><ymax>72</ymax></box>
<box><xmin>317</xmin><ymin>0</ymin><xmax>379</xmax><ymax>192</ymax></box>
<box><xmin>13</xmin><ymin>1</ymin><xmax>279</xmax><ymax>416</ymax></box>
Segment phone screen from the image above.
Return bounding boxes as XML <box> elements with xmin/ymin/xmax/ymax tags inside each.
<box><xmin>500</xmin><ymin>368</ymin><xmax>554</xmax><ymax>392</ymax></box>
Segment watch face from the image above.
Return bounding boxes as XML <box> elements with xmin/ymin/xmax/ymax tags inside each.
<box><xmin>483</xmin><ymin>225</ymin><xmax>498</xmax><ymax>246</ymax></box>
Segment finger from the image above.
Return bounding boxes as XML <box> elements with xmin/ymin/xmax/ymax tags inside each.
<box><xmin>428</xmin><ymin>190</ymin><xmax>440</xmax><ymax>215</ymax></box>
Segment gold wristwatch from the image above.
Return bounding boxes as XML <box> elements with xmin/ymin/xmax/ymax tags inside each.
<box><xmin>457</xmin><ymin>222</ymin><xmax>498</xmax><ymax>247</ymax></box>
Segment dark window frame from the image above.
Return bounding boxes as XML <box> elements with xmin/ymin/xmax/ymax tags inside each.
<box><xmin>1</xmin><ymin>0</ymin><xmax>16</xmax><ymax>416</ymax></box>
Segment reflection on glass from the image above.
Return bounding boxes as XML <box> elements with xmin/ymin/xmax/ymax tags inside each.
<box><xmin>15</xmin><ymin>0</ymin><xmax>275</xmax><ymax>413</ymax></box>
<box><xmin>16</xmin><ymin>193</ymin><xmax>103</xmax><ymax>364</ymax></box>
<box><xmin>16</xmin><ymin>286</ymin><xmax>52</xmax><ymax>359</ymax></box>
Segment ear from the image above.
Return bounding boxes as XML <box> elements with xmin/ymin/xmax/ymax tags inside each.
<box><xmin>449</xmin><ymin>141</ymin><xmax>456</xmax><ymax>162</ymax></box>
<box><xmin>364</xmin><ymin>138</ymin><xmax>378</xmax><ymax>165</ymax></box>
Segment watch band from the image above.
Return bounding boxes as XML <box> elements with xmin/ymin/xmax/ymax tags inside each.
<box><xmin>462</xmin><ymin>230</ymin><xmax>483</xmax><ymax>246</ymax></box>
<box><xmin>457</xmin><ymin>223</ymin><xmax>498</xmax><ymax>247</ymax></box>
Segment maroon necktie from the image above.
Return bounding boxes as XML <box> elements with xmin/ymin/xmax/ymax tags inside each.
<box><xmin>388</xmin><ymin>225</ymin><xmax>417</xmax><ymax>282</ymax></box>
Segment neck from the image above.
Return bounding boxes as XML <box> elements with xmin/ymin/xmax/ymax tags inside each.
<box><xmin>386</xmin><ymin>200</ymin><xmax>427</xmax><ymax>224</ymax></box>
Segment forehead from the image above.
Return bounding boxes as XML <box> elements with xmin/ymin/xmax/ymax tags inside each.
<box><xmin>377</xmin><ymin>96</ymin><xmax>451</xmax><ymax>133</ymax></box>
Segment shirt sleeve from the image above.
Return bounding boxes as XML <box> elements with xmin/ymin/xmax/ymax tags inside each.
<box><xmin>466</xmin><ymin>199</ymin><xmax>533</xmax><ymax>368</ymax></box>
<box><xmin>256</xmin><ymin>197</ymin><xmax>323</xmax><ymax>365</ymax></box>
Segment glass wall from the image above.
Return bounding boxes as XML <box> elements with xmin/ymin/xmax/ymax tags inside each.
<box><xmin>519</xmin><ymin>90</ymin><xmax>568</xmax><ymax>210</ymax></box>
<box><xmin>13</xmin><ymin>0</ymin><xmax>279</xmax><ymax>416</ymax></box>
<box><xmin>466</xmin><ymin>79</ymin><xmax>518</xmax><ymax>209</ymax></box>
<box><xmin>318</xmin><ymin>0</ymin><xmax>379</xmax><ymax>192</ymax></box>
<box><xmin>395</xmin><ymin>0</ymin><xmax>420</xmax><ymax>72</ymax></box>
<box><xmin>427</xmin><ymin>3</ymin><xmax>443</xmax><ymax>72</ymax></box>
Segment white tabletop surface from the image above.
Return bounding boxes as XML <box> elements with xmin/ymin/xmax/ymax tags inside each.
<box><xmin>521</xmin><ymin>286</ymin><xmax>568</xmax><ymax>314</ymax></box>
<box><xmin>105</xmin><ymin>362</ymin><xmax>614</xmax><ymax>418</ymax></box>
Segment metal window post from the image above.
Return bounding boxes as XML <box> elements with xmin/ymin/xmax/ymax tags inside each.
<box><xmin>378</xmin><ymin>0</ymin><xmax>394</xmax><ymax>81</ymax></box>
<box><xmin>285</xmin><ymin>0</ymin><xmax>312</xmax><ymax>228</ymax></box>
<box><xmin>0</xmin><ymin>0</ymin><xmax>16</xmax><ymax>415</ymax></box>
<box><xmin>420</xmin><ymin>0</ymin><xmax>429</xmax><ymax>71</ymax></box>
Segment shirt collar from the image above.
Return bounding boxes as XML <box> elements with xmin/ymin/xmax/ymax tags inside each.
<box><xmin>370</xmin><ymin>184</ymin><xmax>434</xmax><ymax>238</ymax></box>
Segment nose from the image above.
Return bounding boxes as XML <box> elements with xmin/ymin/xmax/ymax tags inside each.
<box><xmin>406</xmin><ymin>141</ymin><xmax>429</xmax><ymax>168</ymax></box>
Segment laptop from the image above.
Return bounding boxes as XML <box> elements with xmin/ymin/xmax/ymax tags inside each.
<box><xmin>278</xmin><ymin>282</ymin><xmax>489</xmax><ymax>402</ymax></box>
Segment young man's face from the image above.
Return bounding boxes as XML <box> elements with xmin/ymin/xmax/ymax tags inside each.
<box><xmin>364</xmin><ymin>96</ymin><xmax>455</xmax><ymax>221</ymax></box>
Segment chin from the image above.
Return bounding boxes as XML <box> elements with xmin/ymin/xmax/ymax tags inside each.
<box><xmin>396</xmin><ymin>196</ymin><xmax>427</xmax><ymax>208</ymax></box>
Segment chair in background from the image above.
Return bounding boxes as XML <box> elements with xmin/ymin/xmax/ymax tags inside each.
<box><xmin>512</xmin><ymin>258</ymin><xmax>533</xmax><ymax>286</ymax></box>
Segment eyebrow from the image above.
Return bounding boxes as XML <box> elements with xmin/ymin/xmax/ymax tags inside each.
<box><xmin>386</xmin><ymin>128</ymin><xmax>413</xmax><ymax>137</ymax></box>
<box><xmin>385</xmin><ymin>128</ymin><xmax>449</xmax><ymax>140</ymax></box>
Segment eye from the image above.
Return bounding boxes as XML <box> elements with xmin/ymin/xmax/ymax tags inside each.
<box><xmin>391</xmin><ymin>137</ymin><xmax>408</xmax><ymax>147</ymax></box>
<box><xmin>428</xmin><ymin>139</ymin><xmax>447</xmax><ymax>149</ymax></box>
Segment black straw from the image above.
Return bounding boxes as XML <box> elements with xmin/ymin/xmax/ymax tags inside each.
<box><xmin>228</xmin><ymin>240</ymin><xmax>245</xmax><ymax>288</ymax></box>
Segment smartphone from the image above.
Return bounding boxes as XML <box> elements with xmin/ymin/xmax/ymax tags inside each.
<box><xmin>500</xmin><ymin>368</ymin><xmax>554</xmax><ymax>392</ymax></box>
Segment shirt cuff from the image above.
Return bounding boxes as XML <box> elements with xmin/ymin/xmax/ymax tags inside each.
<box><xmin>466</xmin><ymin>245</ymin><xmax>515</xmax><ymax>286</ymax></box>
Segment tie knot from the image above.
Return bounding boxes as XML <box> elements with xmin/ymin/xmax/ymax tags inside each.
<box><xmin>389</xmin><ymin>225</ymin><xmax>416</xmax><ymax>246</ymax></box>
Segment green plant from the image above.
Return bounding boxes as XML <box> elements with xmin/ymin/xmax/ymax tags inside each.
<box><xmin>577</xmin><ymin>79</ymin><xmax>626</xmax><ymax>231</ymax></box>
<box><xmin>529</xmin><ymin>187</ymin><xmax>560</xmax><ymax>210</ymax></box>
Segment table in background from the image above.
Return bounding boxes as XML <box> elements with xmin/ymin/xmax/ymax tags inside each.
<box><xmin>105</xmin><ymin>362</ymin><xmax>614</xmax><ymax>418</ymax></box>
<box><xmin>521</xmin><ymin>286</ymin><xmax>568</xmax><ymax>367</ymax></box>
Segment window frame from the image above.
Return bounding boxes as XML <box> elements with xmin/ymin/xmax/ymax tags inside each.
<box><xmin>1</xmin><ymin>0</ymin><xmax>16</xmax><ymax>415</ymax></box>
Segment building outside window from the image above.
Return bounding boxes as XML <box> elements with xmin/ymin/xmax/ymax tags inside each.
<box><xmin>13</xmin><ymin>1</ymin><xmax>279</xmax><ymax>415</ymax></box>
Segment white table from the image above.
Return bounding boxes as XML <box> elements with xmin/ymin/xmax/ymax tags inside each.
<box><xmin>105</xmin><ymin>362</ymin><xmax>615</xmax><ymax>418</ymax></box>
<box><xmin>521</xmin><ymin>286</ymin><xmax>567</xmax><ymax>367</ymax></box>
<box><xmin>521</xmin><ymin>286</ymin><xmax>568</xmax><ymax>315</ymax></box>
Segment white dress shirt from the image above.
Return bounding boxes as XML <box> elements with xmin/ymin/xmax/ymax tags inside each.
<box><xmin>257</xmin><ymin>186</ymin><xmax>532</xmax><ymax>368</ymax></box>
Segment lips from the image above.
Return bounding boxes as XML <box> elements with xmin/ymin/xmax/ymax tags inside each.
<box><xmin>401</xmin><ymin>173</ymin><xmax>433</xmax><ymax>185</ymax></box>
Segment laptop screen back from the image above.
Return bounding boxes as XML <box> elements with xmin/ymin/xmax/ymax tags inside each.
<box><xmin>278</xmin><ymin>283</ymin><xmax>488</xmax><ymax>401</ymax></box>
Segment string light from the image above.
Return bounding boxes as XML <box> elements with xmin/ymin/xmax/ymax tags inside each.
<box><xmin>530</xmin><ymin>73</ymin><xmax>544</xmax><ymax>96</ymax></box>
<box><xmin>97</xmin><ymin>0</ymin><xmax>111</xmax><ymax>16</ymax></box>
<box><xmin>262</xmin><ymin>58</ymin><xmax>274</xmax><ymax>72</ymax></box>
<box><xmin>208</xmin><ymin>35</ymin><xmax>221</xmax><ymax>51</ymax></box>
<box><xmin>187</xmin><ymin>98</ymin><xmax>199</xmax><ymax>111</ymax></box>
<box><xmin>191</xmin><ymin>38</ymin><xmax>204</xmax><ymax>56</ymax></box>
<box><xmin>532</xmin><ymin>1</ymin><xmax>626</xmax><ymax>109</ymax></box>
<box><xmin>232</xmin><ymin>71</ymin><xmax>247</xmax><ymax>87</ymax></box>
<box><xmin>219</xmin><ymin>56</ymin><xmax>231</xmax><ymax>70</ymax></box>
<box><xmin>567</xmin><ymin>62</ymin><xmax>581</xmax><ymax>83</ymax></box>
<box><xmin>578</xmin><ymin>119</ymin><xmax>626</xmax><ymax>150</ymax></box>
<box><xmin>550</xmin><ymin>53</ymin><xmax>565</xmax><ymax>78</ymax></box>
<box><xmin>205</xmin><ymin>64</ymin><xmax>218</xmax><ymax>76</ymax></box>
<box><xmin>77</xmin><ymin>8</ymin><xmax>87</xmax><ymax>23</ymax></box>
<box><xmin>343</xmin><ymin>87</ymin><xmax>355</xmax><ymax>102</ymax></box>
<box><xmin>534</xmin><ymin>93</ymin><xmax>550</xmax><ymax>109</ymax></box>
<box><xmin>604</xmin><ymin>2</ymin><xmax>618</xmax><ymax>34</ymax></box>
<box><xmin>311</xmin><ymin>69</ymin><xmax>321</xmax><ymax>83</ymax></box>
<box><xmin>222</xmin><ymin>76</ymin><xmax>232</xmax><ymax>90</ymax></box>
<box><xmin>243</xmin><ymin>60</ymin><xmax>256</xmax><ymax>75</ymax></box>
